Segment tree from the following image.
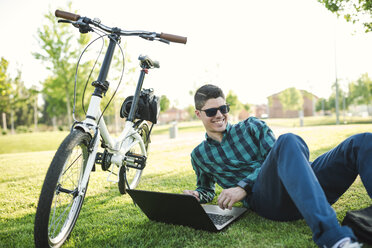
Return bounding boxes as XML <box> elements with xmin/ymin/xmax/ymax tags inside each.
<box><xmin>34</xmin><ymin>7</ymin><xmax>92</xmax><ymax>126</ymax></box>
<box><xmin>278</xmin><ymin>87</ymin><xmax>304</xmax><ymax>112</ymax></box>
<box><xmin>318</xmin><ymin>0</ymin><xmax>372</xmax><ymax>32</ymax></box>
<box><xmin>160</xmin><ymin>95</ymin><xmax>170</xmax><ymax>112</ymax></box>
<box><xmin>278</xmin><ymin>87</ymin><xmax>304</xmax><ymax>126</ymax></box>
<box><xmin>0</xmin><ymin>57</ymin><xmax>11</xmax><ymax>131</ymax></box>
<box><xmin>226</xmin><ymin>90</ymin><xmax>242</xmax><ymax>117</ymax></box>
<box><xmin>315</xmin><ymin>98</ymin><xmax>332</xmax><ymax>113</ymax></box>
<box><xmin>9</xmin><ymin>69</ymin><xmax>28</xmax><ymax>133</ymax></box>
<box><xmin>243</xmin><ymin>103</ymin><xmax>251</xmax><ymax>112</ymax></box>
<box><xmin>348</xmin><ymin>73</ymin><xmax>372</xmax><ymax>115</ymax></box>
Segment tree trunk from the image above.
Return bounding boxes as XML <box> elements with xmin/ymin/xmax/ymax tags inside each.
<box><xmin>52</xmin><ymin>116</ymin><xmax>57</xmax><ymax>131</ymax></box>
<box><xmin>34</xmin><ymin>95</ymin><xmax>38</xmax><ymax>131</ymax></box>
<box><xmin>65</xmin><ymin>86</ymin><xmax>72</xmax><ymax>125</ymax></box>
<box><xmin>367</xmin><ymin>103</ymin><xmax>372</xmax><ymax>116</ymax></box>
<box><xmin>10</xmin><ymin>110</ymin><xmax>14</xmax><ymax>134</ymax></box>
<box><xmin>299</xmin><ymin>110</ymin><xmax>304</xmax><ymax>127</ymax></box>
<box><xmin>2</xmin><ymin>112</ymin><xmax>7</xmax><ymax>131</ymax></box>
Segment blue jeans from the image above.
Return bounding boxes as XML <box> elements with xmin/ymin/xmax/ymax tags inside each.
<box><xmin>249</xmin><ymin>132</ymin><xmax>372</xmax><ymax>247</ymax></box>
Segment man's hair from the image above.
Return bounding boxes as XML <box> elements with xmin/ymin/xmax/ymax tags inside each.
<box><xmin>194</xmin><ymin>84</ymin><xmax>225</xmax><ymax>110</ymax></box>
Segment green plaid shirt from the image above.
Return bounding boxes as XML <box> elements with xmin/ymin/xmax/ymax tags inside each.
<box><xmin>191</xmin><ymin>117</ymin><xmax>276</xmax><ymax>207</ymax></box>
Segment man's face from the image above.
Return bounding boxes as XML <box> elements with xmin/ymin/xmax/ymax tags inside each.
<box><xmin>195</xmin><ymin>97</ymin><xmax>228</xmax><ymax>138</ymax></box>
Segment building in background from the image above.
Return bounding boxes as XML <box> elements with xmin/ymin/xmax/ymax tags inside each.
<box><xmin>268</xmin><ymin>89</ymin><xmax>318</xmax><ymax>118</ymax></box>
<box><xmin>157</xmin><ymin>107</ymin><xmax>190</xmax><ymax>124</ymax></box>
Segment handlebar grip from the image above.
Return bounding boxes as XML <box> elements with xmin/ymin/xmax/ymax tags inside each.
<box><xmin>55</xmin><ymin>10</ymin><xmax>81</xmax><ymax>21</ymax></box>
<box><xmin>159</xmin><ymin>33</ymin><xmax>187</xmax><ymax>44</ymax></box>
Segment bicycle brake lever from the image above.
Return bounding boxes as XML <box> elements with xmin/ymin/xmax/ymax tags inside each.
<box><xmin>140</xmin><ymin>34</ymin><xmax>155</xmax><ymax>41</ymax></box>
<box><xmin>58</xmin><ymin>19</ymin><xmax>73</xmax><ymax>24</ymax></box>
<box><xmin>158</xmin><ymin>38</ymin><xmax>170</xmax><ymax>45</ymax></box>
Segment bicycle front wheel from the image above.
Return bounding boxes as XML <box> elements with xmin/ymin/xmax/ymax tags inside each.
<box><xmin>34</xmin><ymin>129</ymin><xmax>92</xmax><ymax>248</ymax></box>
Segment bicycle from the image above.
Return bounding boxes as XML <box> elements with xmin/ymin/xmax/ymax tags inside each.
<box><xmin>34</xmin><ymin>10</ymin><xmax>187</xmax><ymax>248</ymax></box>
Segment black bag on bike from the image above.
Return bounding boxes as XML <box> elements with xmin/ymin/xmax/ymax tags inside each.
<box><xmin>120</xmin><ymin>88</ymin><xmax>160</xmax><ymax>124</ymax></box>
<box><xmin>341</xmin><ymin>205</ymin><xmax>372</xmax><ymax>244</ymax></box>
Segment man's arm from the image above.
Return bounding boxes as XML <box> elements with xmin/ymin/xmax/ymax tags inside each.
<box><xmin>218</xmin><ymin>118</ymin><xmax>275</xmax><ymax>210</ymax></box>
<box><xmin>233</xmin><ymin>117</ymin><xmax>276</xmax><ymax>195</ymax></box>
<box><xmin>251</xmin><ymin>117</ymin><xmax>276</xmax><ymax>158</ymax></box>
<box><xmin>184</xmin><ymin>155</ymin><xmax>216</xmax><ymax>203</ymax></box>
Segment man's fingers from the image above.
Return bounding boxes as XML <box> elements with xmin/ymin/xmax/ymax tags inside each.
<box><xmin>183</xmin><ymin>190</ymin><xmax>200</xmax><ymax>201</ymax></box>
<box><xmin>218</xmin><ymin>193</ymin><xmax>231</xmax><ymax>210</ymax></box>
<box><xmin>223</xmin><ymin>198</ymin><xmax>230</xmax><ymax>210</ymax></box>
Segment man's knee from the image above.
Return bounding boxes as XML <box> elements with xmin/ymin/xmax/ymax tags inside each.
<box><xmin>274</xmin><ymin>133</ymin><xmax>309</xmax><ymax>158</ymax></box>
<box><xmin>348</xmin><ymin>132</ymin><xmax>372</xmax><ymax>147</ymax></box>
<box><xmin>276</xmin><ymin>133</ymin><xmax>302</xmax><ymax>145</ymax></box>
<box><xmin>360</xmin><ymin>132</ymin><xmax>372</xmax><ymax>142</ymax></box>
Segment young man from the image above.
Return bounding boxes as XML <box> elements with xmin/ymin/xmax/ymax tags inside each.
<box><xmin>183</xmin><ymin>84</ymin><xmax>371</xmax><ymax>248</ymax></box>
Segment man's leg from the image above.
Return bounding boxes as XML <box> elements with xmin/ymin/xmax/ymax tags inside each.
<box><xmin>249</xmin><ymin>133</ymin><xmax>355</xmax><ymax>247</ymax></box>
<box><xmin>312</xmin><ymin>132</ymin><xmax>372</xmax><ymax>203</ymax></box>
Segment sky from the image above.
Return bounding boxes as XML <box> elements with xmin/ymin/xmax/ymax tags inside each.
<box><xmin>1</xmin><ymin>0</ymin><xmax>372</xmax><ymax>108</ymax></box>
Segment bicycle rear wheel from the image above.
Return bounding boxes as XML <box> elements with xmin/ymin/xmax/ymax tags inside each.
<box><xmin>118</xmin><ymin>121</ymin><xmax>149</xmax><ymax>193</ymax></box>
<box><xmin>34</xmin><ymin>129</ymin><xmax>92</xmax><ymax>248</ymax></box>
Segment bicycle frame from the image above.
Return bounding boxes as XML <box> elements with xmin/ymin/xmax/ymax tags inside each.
<box><xmin>74</xmin><ymin>33</ymin><xmax>148</xmax><ymax>195</ymax></box>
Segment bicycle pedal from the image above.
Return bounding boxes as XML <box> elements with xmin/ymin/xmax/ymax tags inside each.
<box><xmin>125</xmin><ymin>152</ymin><xmax>147</xmax><ymax>170</ymax></box>
<box><xmin>95</xmin><ymin>152</ymin><xmax>104</xmax><ymax>164</ymax></box>
<box><xmin>95</xmin><ymin>150</ymin><xmax>112</xmax><ymax>171</ymax></box>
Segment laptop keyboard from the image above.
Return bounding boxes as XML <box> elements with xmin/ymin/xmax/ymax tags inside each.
<box><xmin>207</xmin><ymin>213</ymin><xmax>233</xmax><ymax>226</ymax></box>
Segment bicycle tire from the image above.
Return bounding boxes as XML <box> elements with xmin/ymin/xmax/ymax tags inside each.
<box><xmin>34</xmin><ymin>129</ymin><xmax>92</xmax><ymax>248</ymax></box>
<box><xmin>118</xmin><ymin>121</ymin><xmax>149</xmax><ymax>193</ymax></box>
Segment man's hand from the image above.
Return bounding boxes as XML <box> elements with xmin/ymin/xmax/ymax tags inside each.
<box><xmin>183</xmin><ymin>190</ymin><xmax>200</xmax><ymax>202</ymax></box>
<box><xmin>217</xmin><ymin>187</ymin><xmax>247</xmax><ymax>210</ymax></box>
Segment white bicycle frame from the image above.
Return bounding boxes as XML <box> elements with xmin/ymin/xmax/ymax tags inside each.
<box><xmin>69</xmin><ymin>33</ymin><xmax>155</xmax><ymax>198</ymax></box>
<box><xmin>76</xmin><ymin>93</ymin><xmax>147</xmax><ymax>197</ymax></box>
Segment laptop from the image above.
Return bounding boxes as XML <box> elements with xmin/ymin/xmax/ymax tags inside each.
<box><xmin>126</xmin><ymin>189</ymin><xmax>247</xmax><ymax>232</ymax></box>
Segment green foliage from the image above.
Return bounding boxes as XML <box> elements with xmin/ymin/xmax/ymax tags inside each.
<box><xmin>159</xmin><ymin>95</ymin><xmax>170</xmax><ymax>112</ymax></box>
<box><xmin>185</xmin><ymin>105</ymin><xmax>197</xmax><ymax>120</ymax></box>
<box><xmin>315</xmin><ymin>75</ymin><xmax>372</xmax><ymax>115</ymax></box>
<box><xmin>318</xmin><ymin>0</ymin><xmax>372</xmax><ymax>32</ymax></box>
<box><xmin>226</xmin><ymin>90</ymin><xmax>242</xmax><ymax>115</ymax></box>
<box><xmin>0</xmin><ymin>57</ymin><xmax>11</xmax><ymax>114</ymax></box>
<box><xmin>34</xmin><ymin>7</ymin><xmax>93</xmax><ymax>125</ymax></box>
<box><xmin>267</xmin><ymin>95</ymin><xmax>273</xmax><ymax>107</ymax></box>
<box><xmin>35</xmin><ymin>6</ymin><xmax>136</xmax><ymax>127</ymax></box>
<box><xmin>316</xmin><ymin>98</ymin><xmax>331</xmax><ymax>112</ymax></box>
<box><xmin>278</xmin><ymin>87</ymin><xmax>304</xmax><ymax>111</ymax></box>
<box><xmin>348</xmin><ymin>73</ymin><xmax>372</xmax><ymax>107</ymax></box>
<box><xmin>0</xmin><ymin>58</ymin><xmax>38</xmax><ymax>131</ymax></box>
<box><xmin>243</xmin><ymin>103</ymin><xmax>251</xmax><ymax>112</ymax></box>
<box><xmin>10</xmin><ymin>70</ymin><xmax>37</xmax><ymax>128</ymax></box>
<box><xmin>319</xmin><ymin>85</ymin><xmax>350</xmax><ymax>113</ymax></box>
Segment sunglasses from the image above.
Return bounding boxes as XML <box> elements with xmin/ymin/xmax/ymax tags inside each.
<box><xmin>199</xmin><ymin>104</ymin><xmax>230</xmax><ymax>117</ymax></box>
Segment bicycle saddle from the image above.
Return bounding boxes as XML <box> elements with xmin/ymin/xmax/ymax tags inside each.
<box><xmin>138</xmin><ymin>55</ymin><xmax>160</xmax><ymax>69</ymax></box>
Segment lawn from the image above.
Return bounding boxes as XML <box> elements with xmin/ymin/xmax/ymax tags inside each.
<box><xmin>0</xmin><ymin>123</ymin><xmax>371</xmax><ymax>247</ymax></box>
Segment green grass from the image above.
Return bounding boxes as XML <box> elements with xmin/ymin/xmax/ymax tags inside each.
<box><xmin>264</xmin><ymin>115</ymin><xmax>372</xmax><ymax>128</ymax></box>
<box><xmin>0</xmin><ymin>131</ymin><xmax>69</xmax><ymax>154</ymax></box>
<box><xmin>0</xmin><ymin>124</ymin><xmax>371</xmax><ymax>247</ymax></box>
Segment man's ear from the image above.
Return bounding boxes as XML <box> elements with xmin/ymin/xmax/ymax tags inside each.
<box><xmin>195</xmin><ymin>110</ymin><xmax>202</xmax><ymax>119</ymax></box>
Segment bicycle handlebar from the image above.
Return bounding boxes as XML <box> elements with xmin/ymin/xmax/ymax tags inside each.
<box><xmin>158</xmin><ymin>33</ymin><xmax>187</xmax><ymax>44</ymax></box>
<box><xmin>54</xmin><ymin>9</ymin><xmax>187</xmax><ymax>44</ymax></box>
<box><xmin>55</xmin><ymin>10</ymin><xmax>81</xmax><ymax>21</ymax></box>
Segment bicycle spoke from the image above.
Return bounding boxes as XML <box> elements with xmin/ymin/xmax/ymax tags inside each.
<box><xmin>62</xmin><ymin>152</ymin><xmax>82</xmax><ymax>176</ymax></box>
